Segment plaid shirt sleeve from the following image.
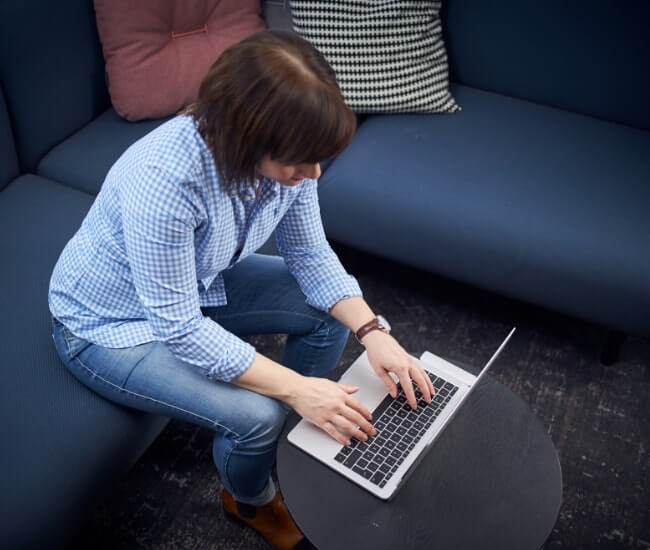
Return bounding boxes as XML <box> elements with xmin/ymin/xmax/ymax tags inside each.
<box><xmin>120</xmin><ymin>163</ymin><xmax>256</xmax><ymax>382</ymax></box>
<box><xmin>275</xmin><ymin>179</ymin><xmax>362</xmax><ymax>311</ymax></box>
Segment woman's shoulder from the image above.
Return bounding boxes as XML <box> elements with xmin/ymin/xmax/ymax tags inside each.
<box><xmin>110</xmin><ymin>116</ymin><xmax>200</xmax><ymax>171</ymax></box>
<box><xmin>104</xmin><ymin>115</ymin><xmax>211</xmax><ymax>199</ymax></box>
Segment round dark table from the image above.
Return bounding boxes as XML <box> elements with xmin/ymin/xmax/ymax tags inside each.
<box><xmin>277</xmin><ymin>373</ymin><xmax>562</xmax><ymax>550</ymax></box>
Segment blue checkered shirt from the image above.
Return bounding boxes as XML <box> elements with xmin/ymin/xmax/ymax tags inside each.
<box><xmin>49</xmin><ymin>116</ymin><xmax>362</xmax><ymax>381</ymax></box>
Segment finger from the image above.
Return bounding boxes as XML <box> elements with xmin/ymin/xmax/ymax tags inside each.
<box><xmin>322</xmin><ymin>421</ymin><xmax>350</xmax><ymax>446</ymax></box>
<box><xmin>332</xmin><ymin>415</ymin><xmax>371</xmax><ymax>442</ymax></box>
<box><xmin>376</xmin><ymin>370</ymin><xmax>399</xmax><ymax>398</ymax></box>
<box><xmin>345</xmin><ymin>395</ymin><xmax>373</xmax><ymax>422</ymax></box>
<box><xmin>427</xmin><ymin>368</ymin><xmax>435</xmax><ymax>395</ymax></box>
<box><xmin>410</xmin><ymin>364</ymin><xmax>432</xmax><ymax>403</ymax></box>
<box><xmin>414</xmin><ymin>358</ymin><xmax>435</xmax><ymax>396</ymax></box>
<box><xmin>398</xmin><ymin>371</ymin><xmax>418</xmax><ymax>409</ymax></box>
<box><xmin>342</xmin><ymin>399</ymin><xmax>376</xmax><ymax>435</ymax></box>
<box><xmin>338</xmin><ymin>383</ymin><xmax>360</xmax><ymax>394</ymax></box>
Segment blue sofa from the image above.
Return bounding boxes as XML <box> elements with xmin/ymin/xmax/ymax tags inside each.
<box><xmin>0</xmin><ymin>0</ymin><xmax>648</xmax><ymax>547</ymax></box>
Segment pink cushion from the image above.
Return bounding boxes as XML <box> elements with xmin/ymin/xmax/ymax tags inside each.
<box><xmin>94</xmin><ymin>0</ymin><xmax>265</xmax><ymax>121</ymax></box>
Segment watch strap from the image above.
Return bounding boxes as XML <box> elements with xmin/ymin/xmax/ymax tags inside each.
<box><xmin>355</xmin><ymin>317</ymin><xmax>388</xmax><ymax>343</ymax></box>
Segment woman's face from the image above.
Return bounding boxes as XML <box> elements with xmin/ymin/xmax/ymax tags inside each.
<box><xmin>256</xmin><ymin>155</ymin><xmax>321</xmax><ymax>187</ymax></box>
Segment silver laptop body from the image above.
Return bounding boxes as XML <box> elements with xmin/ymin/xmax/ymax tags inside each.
<box><xmin>287</xmin><ymin>327</ymin><xmax>516</xmax><ymax>500</ymax></box>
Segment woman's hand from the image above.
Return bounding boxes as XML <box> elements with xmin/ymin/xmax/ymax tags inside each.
<box><xmin>287</xmin><ymin>377</ymin><xmax>376</xmax><ymax>446</ymax></box>
<box><xmin>362</xmin><ymin>331</ymin><xmax>435</xmax><ymax>409</ymax></box>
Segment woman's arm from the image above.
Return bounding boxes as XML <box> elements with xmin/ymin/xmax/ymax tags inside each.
<box><xmin>330</xmin><ymin>296</ymin><xmax>435</xmax><ymax>409</ymax></box>
<box><xmin>232</xmin><ymin>352</ymin><xmax>376</xmax><ymax>446</ymax></box>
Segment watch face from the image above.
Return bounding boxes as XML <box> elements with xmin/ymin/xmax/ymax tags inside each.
<box><xmin>377</xmin><ymin>315</ymin><xmax>391</xmax><ymax>333</ymax></box>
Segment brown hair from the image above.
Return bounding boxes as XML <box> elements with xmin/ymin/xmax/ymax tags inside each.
<box><xmin>186</xmin><ymin>30</ymin><xmax>357</xmax><ymax>195</ymax></box>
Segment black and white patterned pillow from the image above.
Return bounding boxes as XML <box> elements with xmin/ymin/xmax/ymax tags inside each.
<box><xmin>289</xmin><ymin>0</ymin><xmax>459</xmax><ymax>114</ymax></box>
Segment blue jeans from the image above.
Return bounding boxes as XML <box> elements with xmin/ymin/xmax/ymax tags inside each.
<box><xmin>51</xmin><ymin>254</ymin><xmax>349</xmax><ymax>505</ymax></box>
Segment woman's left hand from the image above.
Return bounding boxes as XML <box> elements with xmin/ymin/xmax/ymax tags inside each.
<box><xmin>362</xmin><ymin>331</ymin><xmax>435</xmax><ymax>409</ymax></box>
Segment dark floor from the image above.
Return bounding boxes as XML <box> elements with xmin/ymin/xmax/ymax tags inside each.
<box><xmin>69</xmin><ymin>245</ymin><xmax>649</xmax><ymax>550</ymax></box>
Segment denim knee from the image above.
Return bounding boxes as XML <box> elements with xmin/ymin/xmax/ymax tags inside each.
<box><xmin>308</xmin><ymin>316</ymin><xmax>349</xmax><ymax>375</ymax></box>
<box><xmin>221</xmin><ymin>394</ymin><xmax>287</xmax><ymax>453</ymax></box>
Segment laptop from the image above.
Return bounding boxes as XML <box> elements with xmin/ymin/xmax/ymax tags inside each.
<box><xmin>287</xmin><ymin>327</ymin><xmax>516</xmax><ymax>500</ymax></box>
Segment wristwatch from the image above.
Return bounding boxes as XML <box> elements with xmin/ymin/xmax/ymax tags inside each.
<box><xmin>355</xmin><ymin>315</ymin><xmax>391</xmax><ymax>344</ymax></box>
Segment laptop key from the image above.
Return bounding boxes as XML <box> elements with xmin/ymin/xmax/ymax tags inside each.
<box><xmin>341</xmin><ymin>445</ymin><xmax>353</xmax><ymax>456</ymax></box>
<box><xmin>379</xmin><ymin>463</ymin><xmax>391</xmax><ymax>474</ymax></box>
<box><xmin>357</xmin><ymin>458</ymin><xmax>369</xmax><ymax>469</ymax></box>
<box><xmin>371</xmin><ymin>472</ymin><xmax>385</xmax><ymax>485</ymax></box>
<box><xmin>368</xmin><ymin>461</ymin><xmax>381</xmax><ymax>473</ymax></box>
<box><xmin>353</xmin><ymin>466</ymin><xmax>372</xmax><ymax>479</ymax></box>
<box><xmin>334</xmin><ymin>452</ymin><xmax>346</xmax><ymax>463</ymax></box>
<box><xmin>379</xmin><ymin>447</ymin><xmax>390</xmax><ymax>457</ymax></box>
<box><xmin>343</xmin><ymin>450</ymin><xmax>362</xmax><ymax>467</ymax></box>
<box><xmin>362</xmin><ymin>450</ymin><xmax>375</xmax><ymax>461</ymax></box>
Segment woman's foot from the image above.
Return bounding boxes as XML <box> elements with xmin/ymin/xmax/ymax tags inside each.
<box><xmin>221</xmin><ymin>487</ymin><xmax>315</xmax><ymax>550</ymax></box>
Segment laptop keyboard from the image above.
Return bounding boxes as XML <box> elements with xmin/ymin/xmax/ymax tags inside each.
<box><xmin>334</xmin><ymin>371</ymin><xmax>459</xmax><ymax>488</ymax></box>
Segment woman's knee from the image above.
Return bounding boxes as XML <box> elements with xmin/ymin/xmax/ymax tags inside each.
<box><xmin>225</xmin><ymin>394</ymin><xmax>288</xmax><ymax>451</ymax></box>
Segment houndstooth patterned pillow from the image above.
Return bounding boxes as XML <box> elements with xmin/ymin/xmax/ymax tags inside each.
<box><xmin>289</xmin><ymin>0</ymin><xmax>459</xmax><ymax>114</ymax></box>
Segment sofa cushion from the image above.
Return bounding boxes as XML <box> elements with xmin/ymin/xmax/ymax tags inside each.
<box><xmin>318</xmin><ymin>85</ymin><xmax>650</xmax><ymax>334</ymax></box>
<box><xmin>0</xmin><ymin>175</ymin><xmax>168</xmax><ymax>548</ymax></box>
<box><xmin>0</xmin><ymin>0</ymin><xmax>110</xmax><ymax>171</ymax></box>
<box><xmin>290</xmin><ymin>0</ymin><xmax>459</xmax><ymax>114</ymax></box>
<box><xmin>442</xmin><ymin>0</ymin><xmax>650</xmax><ymax>130</ymax></box>
<box><xmin>0</xmin><ymin>87</ymin><xmax>19</xmax><ymax>190</ymax></box>
<box><xmin>94</xmin><ymin>0</ymin><xmax>265</xmax><ymax>121</ymax></box>
<box><xmin>38</xmin><ymin>108</ymin><xmax>168</xmax><ymax>195</ymax></box>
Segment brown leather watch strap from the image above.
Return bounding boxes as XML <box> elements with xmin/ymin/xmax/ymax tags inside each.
<box><xmin>355</xmin><ymin>318</ymin><xmax>388</xmax><ymax>343</ymax></box>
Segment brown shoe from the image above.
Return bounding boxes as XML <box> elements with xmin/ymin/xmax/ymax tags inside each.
<box><xmin>221</xmin><ymin>487</ymin><xmax>315</xmax><ymax>550</ymax></box>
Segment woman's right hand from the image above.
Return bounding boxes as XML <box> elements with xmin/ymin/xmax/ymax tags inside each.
<box><xmin>288</xmin><ymin>377</ymin><xmax>376</xmax><ymax>446</ymax></box>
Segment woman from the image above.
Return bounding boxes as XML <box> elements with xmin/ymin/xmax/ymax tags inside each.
<box><xmin>49</xmin><ymin>30</ymin><xmax>433</xmax><ymax>550</ymax></box>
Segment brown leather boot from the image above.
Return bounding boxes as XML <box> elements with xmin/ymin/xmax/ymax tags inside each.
<box><xmin>221</xmin><ymin>487</ymin><xmax>315</xmax><ymax>550</ymax></box>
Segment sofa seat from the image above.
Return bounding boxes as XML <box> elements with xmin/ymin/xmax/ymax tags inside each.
<box><xmin>38</xmin><ymin>108</ymin><xmax>168</xmax><ymax>195</ymax></box>
<box><xmin>319</xmin><ymin>85</ymin><xmax>650</xmax><ymax>334</ymax></box>
<box><xmin>0</xmin><ymin>175</ymin><xmax>168</xmax><ymax>548</ymax></box>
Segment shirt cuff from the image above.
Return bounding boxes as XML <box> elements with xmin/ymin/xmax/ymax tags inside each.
<box><xmin>305</xmin><ymin>274</ymin><xmax>363</xmax><ymax>312</ymax></box>
<box><xmin>207</xmin><ymin>331</ymin><xmax>257</xmax><ymax>382</ymax></box>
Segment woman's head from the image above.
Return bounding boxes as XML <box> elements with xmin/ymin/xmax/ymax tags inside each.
<box><xmin>187</xmin><ymin>30</ymin><xmax>356</xmax><ymax>191</ymax></box>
